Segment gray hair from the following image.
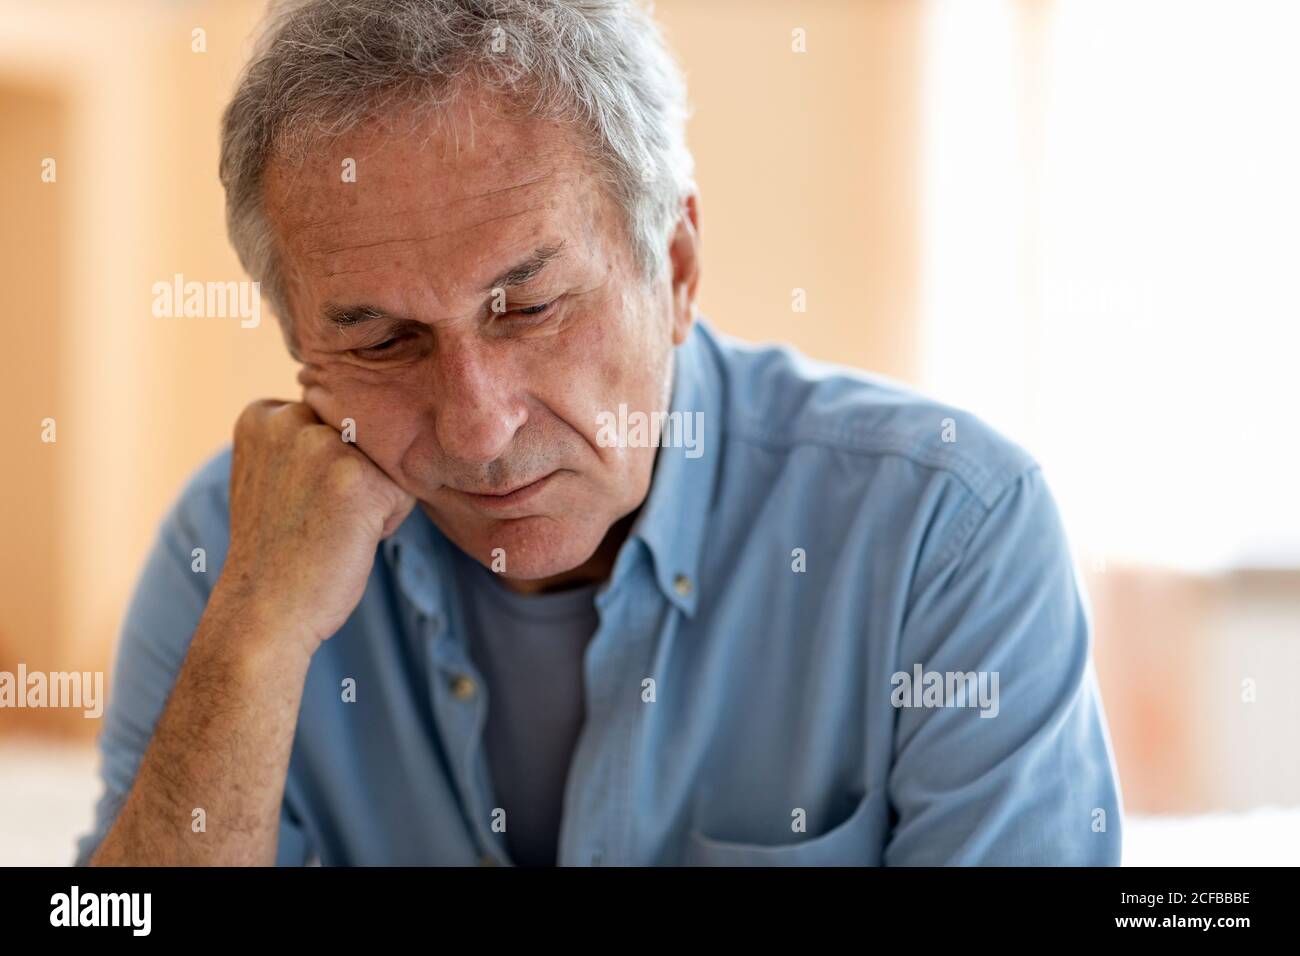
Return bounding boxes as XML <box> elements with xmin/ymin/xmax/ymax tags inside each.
<box><xmin>219</xmin><ymin>0</ymin><xmax>695</xmax><ymax>354</ymax></box>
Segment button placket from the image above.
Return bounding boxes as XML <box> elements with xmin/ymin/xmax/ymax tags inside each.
<box><xmin>427</xmin><ymin>619</ymin><xmax>503</xmax><ymax>865</ymax></box>
<box><xmin>557</xmin><ymin>565</ymin><xmax>666</xmax><ymax>866</ymax></box>
<box><xmin>387</xmin><ymin>521</ymin><xmax>508</xmax><ymax>865</ymax></box>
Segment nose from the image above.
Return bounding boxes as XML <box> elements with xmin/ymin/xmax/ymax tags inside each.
<box><xmin>430</xmin><ymin>336</ymin><xmax>527</xmax><ymax>465</ymax></box>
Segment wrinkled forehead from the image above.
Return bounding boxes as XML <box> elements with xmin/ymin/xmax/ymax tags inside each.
<box><xmin>260</xmin><ymin>95</ymin><xmax>619</xmax><ymax>315</ymax></box>
<box><xmin>268</xmin><ymin>103</ymin><xmax>594</xmax><ymax>242</ymax></box>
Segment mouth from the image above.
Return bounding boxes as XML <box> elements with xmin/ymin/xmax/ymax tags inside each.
<box><xmin>450</xmin><ymin>471</ymin><xmax>559</xmax><ymax>511</ymax></box>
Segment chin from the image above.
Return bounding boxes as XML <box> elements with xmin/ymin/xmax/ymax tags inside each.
<box><xmin>452</xmin><ymin>512</ymin><xmax>608</xmax><ymax>580</ymax></box>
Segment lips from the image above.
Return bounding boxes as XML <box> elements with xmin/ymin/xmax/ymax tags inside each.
<box><xmin>468</xmin><ymin>477</ymin><xmax>545</xmax><ymax>497</ymax></box>
<box><xmin>451</xmin><ymin>471</ymin><xmax>558</xmax><ymax>510</ymax></box>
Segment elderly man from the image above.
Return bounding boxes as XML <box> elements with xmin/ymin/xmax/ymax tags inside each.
<box><xmin>77</xmin><ymin>0</ymin><xmax>1121</xmax><ymax>867</ymax></box>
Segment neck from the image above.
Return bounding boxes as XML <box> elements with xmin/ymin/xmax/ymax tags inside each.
<box><xmin>498</xmin><ymin>511</ymin><xmax>639</xmax><ymax>595</ymax></box>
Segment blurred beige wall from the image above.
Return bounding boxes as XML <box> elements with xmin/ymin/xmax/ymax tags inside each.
<box><xmin>0</xmin><ymin>0</ymin><xmax>297</xmax><ymax>739</ymax></box>
<box><xmin>0</xmin><ymin>0</ymin><xmax>922</xmax><ymax>741</ymax></box>
<box><xmin>658</xmin><ymin>0</ymin><xmax>922</xmax><ymax>378</ymax></box>
<box><xmin>0</xmin><ymin>81</ymin><xmax>65</xmax><ymax>735</ymax></box>
<box><xmin>1089</xmin><ymin>567</ymin><xmax>1300</xmax><ymax>814</ymax></box>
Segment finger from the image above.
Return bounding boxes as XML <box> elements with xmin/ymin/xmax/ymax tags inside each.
<box><xmin>245</xmin><ymin>397</ymin><xmax>293</xmax><ymax>416</ymax></box>
<box><xmin>379</xmin><ymin>493</ymin><xmax>418</xmax><ymax>540</ymax></box>
<box><xmin>298</xmin><ymin>384</ymin><xmax>339</xmax><ymax>431</ymax></box>
<box><xmin>269</xmin><ymin>400</ymin><xmax>323</xmax><ymax>427</ymax></box>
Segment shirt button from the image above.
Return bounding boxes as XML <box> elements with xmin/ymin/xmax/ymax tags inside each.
<box><xmin>449</xmin><ymin>674</ymin><xmax>477</xmax><ymax>700</ymax></box>
<box><xmin>673</xmin><ymin>573</ymin><xmax>692</xmax><ymax>597</ymax></box>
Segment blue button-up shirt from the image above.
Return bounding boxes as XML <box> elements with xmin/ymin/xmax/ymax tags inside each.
<box><xmin>76</xmin><ymin>318</ymin><xmax>1123</xmax><ymax>866</ymax></box>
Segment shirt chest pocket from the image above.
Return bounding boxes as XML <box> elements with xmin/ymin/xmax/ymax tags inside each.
<box><xmin>683</xmin><ymin>786</ymin><xmax>888</xmax><ymax>866</ymax></box>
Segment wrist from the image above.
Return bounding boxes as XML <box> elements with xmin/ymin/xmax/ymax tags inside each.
<box><xmin>203</xmin><ymin>577</ymin><xmax>322</xmax><ymax>668</ymax></box>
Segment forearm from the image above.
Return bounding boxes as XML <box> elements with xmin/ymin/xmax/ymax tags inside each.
<box><xmin>89</xmin><ymin>593</ymin><xmax>314</xmax><ymax>866</ymax></box>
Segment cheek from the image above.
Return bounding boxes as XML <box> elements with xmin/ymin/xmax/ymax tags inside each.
<box><xmin>579</xmin><ymin>300</ymin><xmax>657</xmax><ymax>397</ymax></box>
<box><xmin>523</xmin><ymin>314</ymin><xmax>617</xmax><ymax>437</ymax></box>
<box><xmin>576</xmin><ymin>305</ymin><xmax>670</xmax><ymax>426</ymax></box>
<box><xmin>316</xmin><ymin>375</ymin><xmax>427</xmax><ymax>476</ymax></box>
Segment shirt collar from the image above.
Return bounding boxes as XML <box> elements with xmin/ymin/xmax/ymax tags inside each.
<box><xmin>382</xmin><ymin>505</ymin><xmax>447</xmax><ymax>620</ymax></box>
<box><xmin>622</xmin><ymin>318</ymin><xmax>721</xmax><ymax>618</ymax></box>
<box><xmin>382</xmin><ymin>317</ymin><xmax>722</xmax><ymax>620</ymax></box>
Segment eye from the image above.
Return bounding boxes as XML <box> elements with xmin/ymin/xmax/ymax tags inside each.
<box><xmin>352</xmin><ymin>333</ymin><xmax>414</xmax><ymax>360</ymax></box>
<box><xmin>498</xmin><ymin>301</ymin><xmax>554</xmax><ymax>321</ymax></box>
<box><xmin>489</xmin><ymin>299</ymin><xmax>558</xmax><ymax>334</ymax></box>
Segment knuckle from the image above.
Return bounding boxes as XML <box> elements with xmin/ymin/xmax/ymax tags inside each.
<box><xmin>235</xmin><ymin>399</ymin><xmax>286</xmax><ymax>434</ymax></box>
<box><xmin>296</xmin><ymin>423</ymin><xmax>341</xmax><ymax>459</ymax></box>
<box><xmin>234</xmin><ymin>403</ymin><xmax>266</xmax><ymax>440</ymax></box>
<box><xmin>324</xmin><ymin>453</ymin><xmax>366</xmax><ymax>496</ymax></box>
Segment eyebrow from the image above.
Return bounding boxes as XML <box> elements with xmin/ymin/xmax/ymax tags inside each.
<box><xmin>321</xmin><ymin>303</ymin><xmax>396</xmax><ymax>329</ymax></box>
<box><xmin>481</xmin><ymin>240</ymin><xmax>567</xmax><ymax>292</ymax></box>
<box><xmin>320</xmin><ymin>240</ymin><xmax>569</xmax><ymax>331</ymax></box>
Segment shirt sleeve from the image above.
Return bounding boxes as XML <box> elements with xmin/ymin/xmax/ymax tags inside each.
<box><xmin>883</xmin><ymin>465</ymin><xmax>1123</xmax><ymax>865</ymax></box>
<box><xmin>72</xmin><ymin>457</ymin><xmax>312</xmax><ymax>866</ymax></box>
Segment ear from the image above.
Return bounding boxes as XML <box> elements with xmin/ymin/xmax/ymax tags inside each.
<box><xmin>667</xmin><ymin>191</ymin><xmax>701</xmax><ymax>346</ymax></box>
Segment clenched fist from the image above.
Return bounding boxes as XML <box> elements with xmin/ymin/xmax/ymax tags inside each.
<box><xmin>214</xmin><ymin>400</ymin><xmax>416</xmax><ymax>655</ymax></box>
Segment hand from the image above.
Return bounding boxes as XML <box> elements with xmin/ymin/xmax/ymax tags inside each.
<box><xmin>215</xmin><ymin>399</ymin><xmax>415</xmax><ymax>653</ymax></box>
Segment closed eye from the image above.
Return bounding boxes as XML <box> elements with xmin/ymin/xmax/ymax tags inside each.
<box><xmin>490</xmin><ymin>298</ymin><xmax>559</xmax><ymax>331</ymax></box>
<box><xmin>351</xmin><ymin>332</ymin><xmax>417</xmax><ymax>360</ymax></box>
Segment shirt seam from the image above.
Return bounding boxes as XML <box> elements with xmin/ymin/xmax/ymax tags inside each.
<box><xmin>726</xmin><ymin>420</ymin><xmax>1027</xmax><ymax>509</ymax></box>
<box><xmin>912</xmin><ymin>463</ymin><xmax>1044</xmax><ymax>604</ymax></box>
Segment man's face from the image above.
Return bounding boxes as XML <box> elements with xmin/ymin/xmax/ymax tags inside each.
<box><xmin>262</xmin><ymin>90</ymin><xmax>696</xmax><ymax>587</ymax></box>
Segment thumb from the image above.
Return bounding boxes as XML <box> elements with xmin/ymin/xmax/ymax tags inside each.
<box><xmin>379</xmin><ymin>490</ymin><xmax>418</xmax><ymax>540</ymax></box>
